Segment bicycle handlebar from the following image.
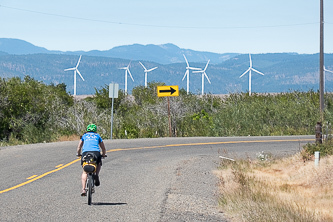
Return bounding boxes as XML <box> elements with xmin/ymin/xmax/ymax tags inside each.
<box><xmin>76</xmin><ymin>154</ymin><xmax>107</xmax><ymax>158</ymax></box>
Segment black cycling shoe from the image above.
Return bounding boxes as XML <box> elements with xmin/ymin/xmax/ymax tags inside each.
<box><xmin>94</xmin><ymin>175</ymin><xmax>100</xmax><ymax>186</ymax></box>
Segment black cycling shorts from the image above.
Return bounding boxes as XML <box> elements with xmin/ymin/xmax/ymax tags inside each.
<box><xmin>81</xmin><ymin>151</ymin><xmax>102</xmax><ymax>166</ymax></box>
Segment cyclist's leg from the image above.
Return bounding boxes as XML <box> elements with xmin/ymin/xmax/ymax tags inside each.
<box><xmin>81</xmin><ymin>171</ymin><xmax>87</xmax><ymax>194</ymax></box>
<box><xmin>96</xmin><ymin>163</ymin><xmax>101</xmax><ymax>175</ymax></box>
<box><xmin>94</xmin><ymin>151</ymin><xmax>102</xmax><ymax>176</ymax></box>
<box><xmin>89</xmin><ymin>151</ymin><xmax>102</xmax><ymax>186</ymax></box>
<box><xmin>94</xmin><ymin>163</ymin><xmax>101</xmax><ymax>186</ymax></box>
<box><xmin>80</xmin><ymin>153</ymin><xmax>88</xmax><ymax>195</ymax></box>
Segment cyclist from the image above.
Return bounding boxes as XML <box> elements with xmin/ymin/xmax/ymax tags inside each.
<box><xmin>77</xmin><ymin>124</ymin><xmax>106</xmax><ymax>196</ymax></box>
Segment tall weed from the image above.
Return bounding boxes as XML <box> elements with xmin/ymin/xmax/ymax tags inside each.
<box><xmin>219</xmin><ymin>157</ymin><xmax>330</xmax><ymax>221</ymax></box>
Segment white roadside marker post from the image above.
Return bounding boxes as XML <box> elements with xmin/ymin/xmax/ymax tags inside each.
<box><xmin>315</xmin><ymin>151</ymin><xmax>320</xmax><ymax>166</ymax></box>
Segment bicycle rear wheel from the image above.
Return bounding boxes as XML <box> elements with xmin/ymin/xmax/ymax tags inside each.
<box><xmin>87</xmin><ymin>174</ymin><xmax>93</xmax><ymax>205</ymax></box>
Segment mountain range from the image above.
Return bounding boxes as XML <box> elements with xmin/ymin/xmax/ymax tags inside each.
<box><xmin>0</xmin><ymin>38</ymin><xmax>332</xmax><ymax>95</ymax></box>
<box><xmin>0</xmin><ymin>38</ymin><xmax>237</xmax><ymax>64</ymax></box>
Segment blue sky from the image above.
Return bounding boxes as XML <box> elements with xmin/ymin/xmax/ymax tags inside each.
<box><xmin>0</xmin><ymin>0</ymin><xmax>332</xmax><ymax>54</ymax></box>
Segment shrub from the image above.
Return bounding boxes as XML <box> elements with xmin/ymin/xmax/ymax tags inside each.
<box><xmin>303</xmin><ymin>139</ymin><xmax>333</xmax><ymax>157</ymax></box>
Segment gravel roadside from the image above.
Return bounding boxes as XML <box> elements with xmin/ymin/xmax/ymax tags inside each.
<box><xmin>159</xmin><ymin>155</ymin><xmax>228</xmax><ymax>221</ymax></box>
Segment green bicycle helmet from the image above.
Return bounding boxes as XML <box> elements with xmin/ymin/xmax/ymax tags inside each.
<box><xmin>86</xmin><ymin>124</ymin><xmax>97</xmax><ymax>132</ymax></box>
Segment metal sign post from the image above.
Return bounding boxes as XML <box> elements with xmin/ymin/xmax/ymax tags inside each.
<box><xmin>167</xmin><ymin>97</ymin><xmax>172</xmax><ymax>137</ymax></box>
<box><xmin>109</xmin><ymin>83</ymin><xmax>119</xmax><ymax>139</ymax></box>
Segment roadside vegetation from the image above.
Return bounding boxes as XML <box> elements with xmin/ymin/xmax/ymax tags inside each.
<box><xmin>218</xmin><ymin>140</ymin><xmax>333</xmax><ymax>221</ymax></box>
<box><xmin>2</xmin><ymin>75</ymin><xmax>333</xmax><ymax>145</ymax></box>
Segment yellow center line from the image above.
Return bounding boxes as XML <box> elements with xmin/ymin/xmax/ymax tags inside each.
<box><xmin>26</xmin><ymin>175</ymin><xmax>38</xmax><ymax>180</ymax></box>
<box><xmin>107</xmin><ymin>138</ymin><xmax>314</xmax><ymax>152</ymax></box>
<box><xmin>0</xmin><ymin>138</ymin><xmax>314</xmax><ymax>194</ymax></box>
<box><xmin>0</xmin><ymin>159</ymin><xmax>80</xmax><ymax>194</ymax></box>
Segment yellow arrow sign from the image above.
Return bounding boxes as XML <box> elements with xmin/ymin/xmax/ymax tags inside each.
<box><xmin>157</xmin><ymin>85</ymin><xmax>179</xmax><ymax>97</ymax></box>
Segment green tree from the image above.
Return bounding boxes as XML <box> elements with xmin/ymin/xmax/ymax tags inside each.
<box><xmin>132</xmin><ymin>81</ymin><xmax>165</xmax><ymax>105</ymax></box>
<box><xmin>0</xmin><ymin>76</ymin><xmax>73</xmax><ymax>143</ymax></box>
<box><xmin>92</xmin><ymin>84</ymin><xmax>125</xmax><ymax>110</ymax></box>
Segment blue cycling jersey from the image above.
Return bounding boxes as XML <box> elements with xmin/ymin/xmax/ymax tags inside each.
<box><xmin>81</xmin><ymin>132</ymin><xmax>103</xmax><ymax>153</ymax></box>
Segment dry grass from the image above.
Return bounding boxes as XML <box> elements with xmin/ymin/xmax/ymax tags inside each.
<box><xmin>218</xmin><ymin>154</ymin><xmax>333</xmax><ymax>222</ymax></box>
<box><xmin>56</xmin><ymin>134</ymin><xmax>80</xmax><ymax>142</ymax></box>
<box><xmin>0</xmin><ymin>134</ymin><xmax>80</xmax><ymax>147</ymax></box>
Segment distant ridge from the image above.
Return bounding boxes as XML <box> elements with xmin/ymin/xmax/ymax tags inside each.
<box><xmin>0</xmin><ymin>38</ymin><xmax>50</xmax><ymax>54</ymax></box>
<box><xmin>81</xmin><ymin>43</ymin><xmax>239</xmax><ymax>64</ymax></box>
<box><xmin>0</xmin><ymin>38</ymin><xmax>238</xmax><ymax>64</ymax></box>
<box><xmin>1</xmin><ymin>38</ymin><xmax>333</xmax><ymax>96</ymax></box>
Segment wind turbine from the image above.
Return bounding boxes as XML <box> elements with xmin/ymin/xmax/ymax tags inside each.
<box><xmin>182</xmin><ymin>54</ymin><xmax>201</xmax><ymax>94</ymax></box>
<box><xmin>324</xmin><ymin>66</ymin><xmax>333</xmax><ymax>74</ymax></box>
<box><xmin>119</xmin><ymin>62</ymin><xmax>134</xmax><ymax>94</ymax></box>
<box><xmin>324</xmin><ymin>66</ymin><xmax>333</xmax><ymax>92</ymax></box>
<box><xmin>239</xmin><ymin>54</ymin><xmax>264</xmax><ymax>96</ymax></box>
<box><xmin>64</xmin><ymin>55</ymin><xmax>85</xmax><ymax>96</ymax></box>
<box><xmin>193</xmin><ymin>60</ymin><xmax>211</xmax><ymax>95</ymax></box>
<box><xmin>139</xmin><ymin>62</ymin><xmax>158</xmax><ymax>88</ymax></box>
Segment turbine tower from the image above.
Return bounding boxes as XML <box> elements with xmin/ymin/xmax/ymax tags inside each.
<box><xmin>119</xmin><ymin>62</ymin><xmax>134</xmax><ymax>94</ymax></box>
<box><xmin>64</xmin><ymin>55</ymin><xmax>85</xmax><ymax>96</ymax></box>
<box><xmin>182</xmin><ymin>54</ymin><xmax>201</xmax><ymax>94</ymax></box>
<box><xmin>139</xmin><ymin>62</ymin><xmax>157</xmax><ymax>88</ymax></box>
<box><xmin>239</xmin><ymin>54</ymin><xmax>264</xmax><ymax>96</ymax></box>
<box><xmin>193</xmin><ymin>60</ymin><xmax>211</xmax><ymax>95</ymax></box>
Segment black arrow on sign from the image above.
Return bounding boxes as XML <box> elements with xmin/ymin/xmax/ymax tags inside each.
<box><xmin>159</xmin><ymin>87</ymin><xmax>176</xmax><ymax>95</ymax></box>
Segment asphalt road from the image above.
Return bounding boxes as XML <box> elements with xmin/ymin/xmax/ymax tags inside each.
<box><xmin>0</xmin><ymin>135</ymin><xmax>314</xmax><ymax>221</ymax></box>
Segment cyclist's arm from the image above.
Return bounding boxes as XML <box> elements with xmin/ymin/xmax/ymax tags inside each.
<box><xmin>99</xmin><ymin>141</ymin><xmax>106</xmax><ymax>157</ymax></box>
<box><xmin>77</xmin><ymin>140</ymin><xmax>84</xmax><ymax>156</ymax></box>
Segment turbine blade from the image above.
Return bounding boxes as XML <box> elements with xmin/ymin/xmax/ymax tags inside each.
<box><xmin>64</xmin><ymin>67</ymin><xmax>75</xmax><ymax>71</ymax></box>
<box><xmin>324</xmin><ymin>67</ymin><xmax>333</xmax><ymax>74</ymax></box>
<box><xmin>183</xmin><ymin>54</ymin><xmax>190</xmax><ymax>67</ymax></box>
<box><xmin>252</xmin><ymin>68</ymin><xmax>264</xmax><ymax>75</ymax></box>
<box><xmin>147</xmin><ymin>67</ymin><xmax>157</xmax><ymax>72</ymax></box>
<box><xmin>76</xmin><ymin>55</ymin><xmax>82</xmax><ymax>68</ymax></box>
<box><xmin>128</xmin><ymin>69</ymin><xmax>134</xmax><ymax>82</ymax></box>
<box><xmin>249</xmin><ymin>54</ymin><xmax>252</xmax><ymax>68</ymax></box>
<box><xmin>189</xmin><ymin>67</ymin><xmax>201</xmax><ymax>70</ymax></box>
<box><xmin>139</xmin><ymin>61</ymin><xmax>146</xmax><ymax>70</ymax></box>
<box><xmin>182</xmin><ymin>70</ymin><xmax>188</xmax><ymax>81</ymax></box>
<box><xmin>240</xmin><ymin>68</ymin><xmax>251</xmax><ymax>78</ymax></box>
<box><xmin>76</xmin><ymin>69</ymin><xmax>85</xmax><ymax>81</ymax></box>
<box><xmin>203</xmin><ymin>60</ymin><xmax>210</xmax><ymax>71</ymax></box>
<box><xmin>204</xmin><ymin>72</ymin><xmax>211</xmax><ymax>84</ymax></box>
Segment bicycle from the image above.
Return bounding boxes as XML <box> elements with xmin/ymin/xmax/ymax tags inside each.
<box><xmin>78</xmin><ymin>153</ymin><xmax>107</xmax><ymax>205</ymax></box>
